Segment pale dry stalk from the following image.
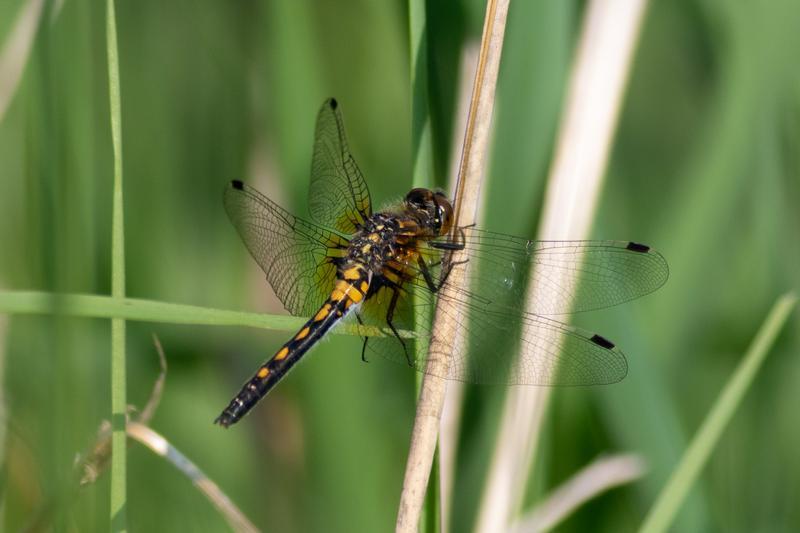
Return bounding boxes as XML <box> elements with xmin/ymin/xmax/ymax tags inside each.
<box><xmin>510</xmin><ymin>454</ymin><xmax>646</xmax><ymax>533</ymax></box>
<box><xmin>395</xmin><ymin>1</ymin><xmax>511</xmax><ymax>531</ymax></box>
<box><xmin>475</xmin><ymin>0</ymin><xmax>650</xmax><ymax>531</ymax></box>
<box><xmin>127</xmin><ymin>422</ymin><xmax>260</xmax><ymax>533</ymax></box>
<box><xmin>438</xmin><ymin>43</ymin><xmax>480</xmax><ymax>533</ymax></box>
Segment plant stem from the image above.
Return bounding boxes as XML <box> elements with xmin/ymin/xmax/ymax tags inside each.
<box><xmin>409</xmin><ymin>0</ymin><xmax>439</xmax><ymax>529</ymax></box>
<box><xmin>106</xmin><ymin>0</ymin><xmax>127</xmax><ymax>530</ymax></box>
<box><xmin>396</xmin><ymin>1</ymin><xmax>510</xmax><ymax>530</ymax></box>
<box><xmin>475</xmin><ymin>0</ymin><xmax>649</xmax><ymax>529</ymax></box>
<box><xmin>0</xmin><ymin>290</ymin><xmax>400</xmax><ymax>338</ymax></box>
<box><xmin>127</xmin><ymin>422</ymin><xmax>259</xmax><ymax>533</ymax></box>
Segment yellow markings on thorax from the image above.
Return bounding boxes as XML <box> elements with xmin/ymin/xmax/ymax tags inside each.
<box><xmin>389</xmin><ymin>246</ymin><xmax>420</xmax><ymax>267</ymax></box>
<box><xmin>382</xmin><ymin>253</ymin><xmax>419</xmax><ymax>285</ymax></box>
<box><xmin>368</xmin><ymin>233</ymin><xmax>381</xmax><ymax>243</ymax></box>
<box><xmin>257</xmin><ymin>366</ymin><xmax>270</xmax><ymax>378</ymax></box>
<box><xmin>396</xmin><ymin>219</ymin><xmax>424</xmax><ymax>239</ymax></box>
<box><xmin>398</xmin><ymin>219</ymin><xmax>418</xmax><ymax>230</ymax></box>
<box><xmin>274</xmin><ymin>346</ymin><xmax>290</xmax><ymax>361</ymax></box>
<box><xmin>295</xmin><ymin>326</ymin><xmax>310</xmax><ymax>340</ymax></box>
<box><xmin>384</xmin><ymin>270</ymin><xmax>400</xmax><ymax>284</ymax></box>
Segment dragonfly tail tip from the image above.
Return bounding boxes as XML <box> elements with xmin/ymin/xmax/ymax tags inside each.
<box><xmin>214</xmin><ymin>414</ymin><xmax>232</xmax><ymax>428</ymax></box>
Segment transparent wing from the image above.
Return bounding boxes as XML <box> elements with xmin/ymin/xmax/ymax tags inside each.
<box><xmin>415</xmin><ymin>230</ymin><xmax>669</xmax><ymax>316</ymax></box>
<box><xmin>308</xmin><ymin>98</ymin><xmax>372</xmax><ymax>234</ymax></box>
<box><xmin>355</xmin><ymin>277</ymin><xmax>628</xmax><ymax>386</ymax></box>
<box><xmin>437</xmin><ymin>298</ymin><xmax>628</xmax><ymax>385</ymax></box>
<box><xmin>356</xmin><ymin>234</ymin><xmax>668</xmax><ymax>385</ymax></box>
<box><xmin>223</xmin><ymin>180</ymin><xmax>349</xmax><ymax>317</ymax></box>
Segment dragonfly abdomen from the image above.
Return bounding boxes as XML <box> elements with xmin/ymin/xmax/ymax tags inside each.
<box><xmin>215</xmin><ymin>277</ymin><xmax>368</xmax><ymax>428</ymax></box>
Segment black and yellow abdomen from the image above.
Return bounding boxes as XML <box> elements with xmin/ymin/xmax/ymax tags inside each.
<box><xmin>215</xmin><ymin>265</ymin><xmax>370</xmax><ymax>427</ymax></box>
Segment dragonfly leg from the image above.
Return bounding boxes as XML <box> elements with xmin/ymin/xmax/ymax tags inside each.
<box><xmin>384</xmin><ymin>288</ymin><xmax>412</xmax><ymax>367</ymax></box>
<box><xmin>425</xmin><ymin>227</ymin><xmax>469</xmax><ymax>290</ymax></box>
<box><xmin>355</xmin><ymin>311</ymin><xmax>369</xmax><ymax>363</ymax></box>
<box><xmin>438</xmin><ymin>257</ymin><xmax>468</xmax><ymax>288</ymax></box>
<box><xmin>430</xmin><ymin>226</ymin><xmax>468</xmax><ymax>251</ymax></box>
<box><xmin>417</xmin><ymin>255</ymin><xmax>468</xmax><ymax>293</ymax></box>
<box><xmin>417</xmin><ymin>256</ymin><xmax>439</xmax><ymax>292</ymax></box>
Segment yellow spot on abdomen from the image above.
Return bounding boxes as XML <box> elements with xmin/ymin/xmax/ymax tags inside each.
<box><xmin>331</xmin><ymin>289</ymin><xmax>345</xmax><ymax>302</ymax></box>
<box><xmin>349</xmin><ymin>289</ymin><xmax>363</xmax><ymax>304</ymax></box>
<box><xmin>360</xmin><ymin>281</ymin><xmax>369</xmax><ymax>294</ymax></box>
<box><xmin>314</xmin><ymin>304</ymin><xmax>331</xmax><ymax>322</ymax></box>
<box><xmin>343</xmin><ymin>266</ymin><xmax>362</xmax><ymax>280</ymax></box>
<box><xmin>338</xmin><ymin>279</ymin><xmax>364</xmax><ymax>303</ymax></box>
<box><xmin>295</xmin><ymin>326</ymin><xmax>310</xmax><ymax>340</ymax></box>
<box><xmin>333</xmin><ymin>280</ymin><xmax>365</xmax><ymax>305</ymax></box>
<box><xmin>274</xmin><ymin>346</ymin><xmax>290</xmax><ymax>361</ymax></box>
<box><xmin>257</xmin><ymin>367</ymin><xmax>270</xmax><ymax>378</ymax></box>
<box><xmin>368</xmin><ymin>233</ymin><xmax>380</xmax><ymax>242</ymax></box>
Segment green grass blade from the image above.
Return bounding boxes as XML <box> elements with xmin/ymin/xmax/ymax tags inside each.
<box><xmin>409</xmin><ymin>0</ymin><xmax>436</xmax><ymax>389</ymax></box>
<box><xmin>409</xmin><ymin>1</ymin><xmax>440</xmax><ymax>530</ymax></box>
<box><xmin>106</xmin><ymin>0</ymin><xmax>127</xmax><ymax>530</ymax></box>
<box><xmin>639</xmin><ymin>293</ymin><xmax>797</xmax><ymax>533</ymax></box>
<box><xmin>409</xmin><ymin>0</ymin><xmax>431</xmax><ymax>395</ymax></box>
<box><xmin>410</xmin><ymin>0</ymin><xmax>434</xmax><ymax>192</ymax></box>
<box><xmin>0</xmin><ymin>290</ymin><xmax>405</xmax><ymax>338</ymax></box>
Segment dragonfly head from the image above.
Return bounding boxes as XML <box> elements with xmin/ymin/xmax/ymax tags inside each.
<box><xmin>405</xmin><ymin>188</ymin><xmax>454</xmax><ymax>237</ymax></box>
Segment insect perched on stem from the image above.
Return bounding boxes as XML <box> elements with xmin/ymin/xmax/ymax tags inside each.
<box><xmin>215</xmin><ymin>98</ymin><xmax>668</xmax><ymax>428</ymax></box>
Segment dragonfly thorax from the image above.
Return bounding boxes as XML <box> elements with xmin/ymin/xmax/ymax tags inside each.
<box><xmin>345</xmin><ymin>213</ymin><xmax>419</xmax><ymax>278</ymax></box>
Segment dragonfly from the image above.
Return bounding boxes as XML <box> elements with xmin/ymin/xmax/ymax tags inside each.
<box><xmin>215</xmin><ymin>98</ymin><xmax>669</xmax><ymax>428</ymax></box>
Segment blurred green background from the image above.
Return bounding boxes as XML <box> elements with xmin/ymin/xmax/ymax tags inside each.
<box><xmin>1</xmin><ymin>0</ymin><xmax>798</xmax><ymax>531</ymax></box>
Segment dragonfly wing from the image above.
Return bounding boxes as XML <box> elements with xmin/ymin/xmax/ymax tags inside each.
<box><xmin>428</xmin><ymin>292</ymin><xmax>627</xmax><ymax>385</ymax></box>
<box><xmin>426</xmin><ymin>230</ymin><xmax>669</xmax><ymax>316</ymax></box>
<box><xmin>357</xmin><ymin>279</ymin><xmax>627</xmax><ymax>386</ymax></box>
<box><xmin>224</xmin><ymin>180</ymin><xmax>349</xmax><ymax>317</ymax></box>
<box><xmin>308</xmin><ymin>98</ymin><xmax>372</xmax><ymax>234</ymax></box>
<box><xmin>357</xmin><ymin>234</ymin><xmax>661</xmax><ymax>385</ymax></box>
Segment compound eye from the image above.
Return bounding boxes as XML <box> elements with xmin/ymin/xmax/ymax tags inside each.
<box><xmin>405</xmin><ymin>188</ymin><xmax>431</xmax><ymax>209</ymax></box>
<box><xmin>434</xmin><ymin>193</ymin><xmax>454</xmax><ymax>235</ymax></box>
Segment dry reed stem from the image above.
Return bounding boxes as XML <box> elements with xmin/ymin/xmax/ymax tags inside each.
<box><xmin>475</xmin><ymin>0</ymin><xmax>649</xmax><ymax>530</ymax></box>
<box><xmin>395</xmin><ymin>1</ymin><xmax>510</xmax><ymax>531</ymax></box>
<box><xmin>510</xmin><ymin>454</ymin><xmax>646</xmax><ymax>533</ymax></box>
<box><xmin>438</xmin><ymin>43</ymin><xmax>479</xmax><ymax>533</ymax></box>
<box><xmin>74</xmin><ymin>339</ymin><xmax>256</xmax><ymax>531</ymax></box>
<box><xmin>138</xmin><ymin>333</ymin><xmax>167</xmax><ymax>423</ymax></box>
<box><xmin>127</xmin><ymin>422</ymin><xmax>259</xmax><ymax>533</ymax></box>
